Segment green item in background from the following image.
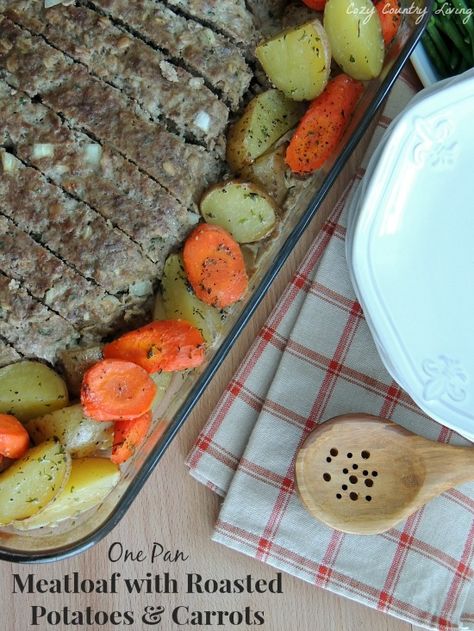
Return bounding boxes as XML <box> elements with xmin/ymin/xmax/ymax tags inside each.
<box><xmin>422</xmin><ymin>0</ymin><xmax>474</xmax><ymax>78</ymax></box>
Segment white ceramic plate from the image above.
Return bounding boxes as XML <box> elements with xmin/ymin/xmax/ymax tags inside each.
<box><xmin>348</xmin><ymin>70</ymin><xmax>474</xmax><ymax>441</ymax></box>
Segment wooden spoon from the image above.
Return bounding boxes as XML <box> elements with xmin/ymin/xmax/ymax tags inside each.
<box><xmin>295</xmin><ymin>414</ymin><xmax>474</xmax><ymax>535</ymax></box>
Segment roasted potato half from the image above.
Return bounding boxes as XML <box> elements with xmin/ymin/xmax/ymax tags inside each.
<box><xmin>0</xmin><ymin>441</ymin><xmax>71</xmax><ymax>526</ymax></box>
<box><xmin>13</xmin><ymin>457</ymin><xmax>120</xmax><ymax>530</ymax></box>
<box><xmin>256</xmin><ymin>20</ymin><xmax>331</xmax><ymax>101</ymax></box>
<box><xmin>0</xmin><ymin>361</ymin><xmax>69</xmax><ymax>421</ymax></box>
<box><xmin>160</xmin><ymin>253</ymin><xmax>224</xmax><ymax>344</ymax></box>
<box><xmin>226</xmin><ymin>89</ymin><xmax>304</xmax><ymax>173</ymax></box>
<box><xmin>324</xmin><ymin>0</ymin><xmax>384</xmax><ymax>80</ymax></box>
<box><xmin>25</xmin><ymin>404</ymin><xmax>113</xmax><ymax>458</ymax></box>
<box><xmin>201</xmin><ymin>181</ymin><xmax>278</xmax><ymax>244</ymax></box>
<box><xmin>241</xmin><ymin>145</ymin><xmax>289</xmax><ymax>206</ymax></box>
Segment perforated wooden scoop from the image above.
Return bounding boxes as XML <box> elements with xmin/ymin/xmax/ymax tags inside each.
<box><xmin>295</xmin><ymin>414</ymin><xmax>474</xmax><ymax>535</ymax></box>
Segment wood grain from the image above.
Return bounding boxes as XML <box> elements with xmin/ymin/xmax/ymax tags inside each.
<box><xmin>0</xmin><ymin>121</ymin><xmax>416</xmax><ymax>631</ymax></box>
<box><xmin>296</xmin><ymin>414</ymin><xmax>474</xmax><ymax>535</ymax></box>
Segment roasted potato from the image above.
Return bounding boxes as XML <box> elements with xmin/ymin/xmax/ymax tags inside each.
<box><xmin>58</xmin><ymin>345</ymin><xmax>103</xmax><ymax>397</ymax></box>
<box><xmin>160</xmin><ymin>254</ymin><xmax>224</xmax><ymax>344</ymax></box>
<box><xmin>226</xmin><ymin>89</ymin><xmax>304</xmax><ymax>173</ymax></box>
<box><xmin>13</xmin><ymin>457</ymin><xmax>120</xmax><ymax>530</ymax></box>
<box><xmin>241</xmin><ymin>145</ymin><xmax>289</xmax><ymax>206</ymax></box>
<box><xmin>25</xmin><ymin>404</ymin><xmax>113</xmax><ymax>458</ymax></box>
<box><xmin>0</xmin><ymin>361</ymin><xmax>69</xmax><ymax>421</ymax></box>
<box><xmin>255</xmin><ymin>20</ymin><xmax>331</xmax><ymax>101</ymax></box>
<box><xmin>0</xmin><ymin>440</ymin><xmax>71</xmax><ymax>526</ymax></box>
<box><xmin>324</xmin><ymin>0</ymin><xmax>384</xmax><ymax>80</ymax></box>
<box><xmin>200</xmin><ymin>181</ymin><xmax>278</xmax><ymax>244</ymax></box>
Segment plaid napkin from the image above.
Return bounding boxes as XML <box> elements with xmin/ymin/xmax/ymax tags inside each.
<box><xmin>186</xmin><ymin>69</ymin><xmax>474</xmax><ymax>631</ymax></box>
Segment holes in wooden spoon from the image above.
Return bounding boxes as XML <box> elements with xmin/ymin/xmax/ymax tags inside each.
<box><xmin>349</xmin><ymin>475</ymin><xmax>358</xmax><ymax>484</ymax></box>
<box><xmin>323</xmin><ymin>473</ymin><xmax>331</xmax><ymax>482</ymax></box>
<box><xmin>347</xmin><ymin>452</ymin><xmax>353</xmax><ymax>458</ymax></box>
<box><xmin>336</xmin><ymin>493</ymin><xmax>342</xmax><ymax>499</ymax></box>
<box><xmin>372</xmin><ymin>471</ymin><xmax>378</xmax><ymax>477</ymax></box>
<box><xmin>349</xmin><ymin>492</ymin><xmax>358</xmax><ymax>501</ymax></box>
<box><xmin>326</xmin><ymin>457</ymin><xmax>332</xmax><ymax>463</ymax></box>
<box><xmin>365</xmin><ymin>479</ymin><xmax>373</xmax><ymax>488</ymax></box>
<box><xmin>362</xmin><ymin>470</ymin><xmax>369</xmax><ymax>476</ymax></box>
<box><xmin>343</xmin><ymin>468</ymin><xmax>349</xmax><ymax>474</ymax></box>
<box><xmin>361</xmin><ymin>450</ymin><xmax>370</xmax><ymax>459</ymax></box>
<box><xmin>342</xmin><ymin>484</ymin><xmax>348</xmax><ymax>491</ymax></box>
<box><xmin>365</xmin><ymin>496</ymin><xmax>372</xmax><ymax>502</ymax></box>
<box><xmin>330</xmin><ymin>448</ymin><xmax>338</xmax><ymax>457</ymax></box>
<box><xmin>352</xmin><ymin>464</ymin><xmax>358</xmax><ymax>470</ymax></box>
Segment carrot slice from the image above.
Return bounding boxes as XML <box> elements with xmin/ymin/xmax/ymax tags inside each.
<box><xmin>302</xmin><ymin>0</ymin><xmax>327</xmax><ymax>10</ymax></box>
<box><xmin>103</xmin><ymin>320</ymin><xmax>205</xmax><ymax>373</ymax></box>
<box><xmin>286</xmin><ymin>74</ymin><xmax>364</xmax><ymax>174</ymax></box>
<box><xmin>111</xmin><ymin>411</ymin><xmax>152</xmax><ymax>465</ymax></box>
<box><xmin>375</xmin><ymin>0</ymin><xmax>401</xmax><ymax>46</ymax></box>
<box><xmin>183</xmin><ymin>223</ymin><xmax>248</xmax><ymax>309</ymax></box>
<box><xmin>81</xmin><ymin>359</ymin><xmax>157</xmax><ymax>422</ymax></box>
<box><xmin>0</xmin><ymin>414</ymin><xmax>29</xmax><ymax>459</ymax></box>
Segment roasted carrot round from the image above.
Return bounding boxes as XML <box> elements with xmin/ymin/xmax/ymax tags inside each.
<box><xmin>0</xmin><ymin>414</ymin><xmax>29</xmax><ymax>459</ymax></box>
<box><xmin>103</xmin><ymin>320</ymin><xmax>205</xmax><ymax>373</ymax></box>
<box><xmin>286</xmin><ymin>74</ymin><xmax>364</xmax><ymax>174</ymax></box>
<box><xmin>81</xmin><ymin>359</ymin><xmax>157</xmax><ymax>422</ymax></box>
<box><xmin>302</xmin><ymin>0</ymin><xmax>327</xmax><ymax>10</ymax></box>
<box><xmin>111</xmin><ymin>411</ymin><xmax>152</xmax><ymax>465</ymax></box>
<box><xmin>375</xmin><ymin>0</ymin><xmax>401</xmax><ymax>46</ymax></box>
<box><xmin>183</xmin><ymin>223</ymin><xmax>248</xmax><ymax>309</ymax></box>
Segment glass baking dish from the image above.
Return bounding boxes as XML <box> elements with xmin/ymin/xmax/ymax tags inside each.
<box><xmin>0</xmin><ymin>0</ymin><xmax>432</xmax><ymax>562</ymax></box>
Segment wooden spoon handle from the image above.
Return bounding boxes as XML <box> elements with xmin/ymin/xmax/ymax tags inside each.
<box><xmin>417</xmin><ymin>439</ymin><xmax>474</xmax><ymax>489</ymax></box>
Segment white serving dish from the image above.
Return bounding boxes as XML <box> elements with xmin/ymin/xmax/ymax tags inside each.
<box><xmin>347</xmin><ymin>69</ymin><xmax>474</xmax><ymax>442</ymax></box>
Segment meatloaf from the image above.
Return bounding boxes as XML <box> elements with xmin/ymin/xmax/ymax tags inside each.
<box><xmin>0</xmin><ymin>0</ymin><xmax>286</xmax><ymax>367</ymax></box>
<box><xmin>5</xmin><ymin>1</ymin><xmax>229</xmax><ymax>150</ymax></box>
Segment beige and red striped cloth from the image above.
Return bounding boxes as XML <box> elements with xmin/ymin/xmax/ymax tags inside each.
<box><xmin>186</xmin><ymin>68</ymin><xmax>474</xmax><ymax>630</ymax></box>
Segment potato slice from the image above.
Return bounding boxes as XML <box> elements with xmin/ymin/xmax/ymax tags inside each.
<box><xmin>226</xmin><ymin>89</ymin><xmax>304</xmax><ymax>173</ymax></box>
<box><xmin>160</xmin><ymin>254</ymin><xmax>224</xmax><ymax>344</ymax></box>
<box><xmin>58</xmin><ymin>345</ymin><xmax>103</xmax><ymax>397</ymax></box>
<box><xmin>201</xmin><ymin>181</ymin><xmax>277</xmax><ymax>244</ymax></box>
<box><xmin>324</xmin><ymin>0</ymin><xmax>384</xmax><ymax>80</ymax></box>
<box><xmin>255</xmin><ymin>20</ymin><xmax>331</xmax><ymax>101</ymax></box>
<box><xmin>0</xmin><ymin>361</ymin><xmax>69</xmax><ymax>421</ymax></box>
<box><xmin>0</xmin><ymin>440</ymin><xmax>71</xmax><ymax>526</ymax></box>
<box><xmin>13</xmin><ymin>458</ymin><xmax>119</xmax><ymax>530</ymax></box>
<box><xmin>241</xmin><ymin>145</ymin><xmax>289</xmax><ymax>206</ymax></box>
<box><xmin>25</xmin><ymin>404</ymin><xmax>113</xmax><ymax>458</ymax></box>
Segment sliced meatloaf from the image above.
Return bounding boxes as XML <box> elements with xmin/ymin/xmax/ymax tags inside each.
<box><xmin>0</xmin><ymin>0</ymin><xmax>275</xmax><ymax>366</ymax></box>
<box><xmin>0</xmin><ymin>81</ymin><xmax>197</xmax><ymax>269</ymax></box>
<box><xmin>0</xmin><ymin>215</ymin><xmax>122</xmax><ymax>338</ymax></box>
<box><xmin>85</xmin><ymin>0</ymin><xmax>252</xmax><ymax>108</ymax></box>
<box><xmin>0</xmin><ymin>273</ymin><xmax>79</xmax><ymax>364</ymax></box>
<box><xmin>0</xmin><ymin>19</ymin><xmax>221</xmax><ymax>206</ymax></box>
<box><xmin>0</xmin><ymin>157</ymin><xmax>156</xmax><ymax>297</ymax></box>
<box><xmin>5</xmin><ymin>2</ymin><xmax>229</xmax><ymax>151</ymax></box>
<box><xmin>163</xmin><ymin>0</ymin><xmax>256</xmax><ymax>47</ymax></box>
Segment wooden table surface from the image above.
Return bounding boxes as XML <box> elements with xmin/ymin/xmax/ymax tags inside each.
<box><xmin>1</xmin><ymin>116</ymin><xmax>420</xmax><ymax>631</ymax></box>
